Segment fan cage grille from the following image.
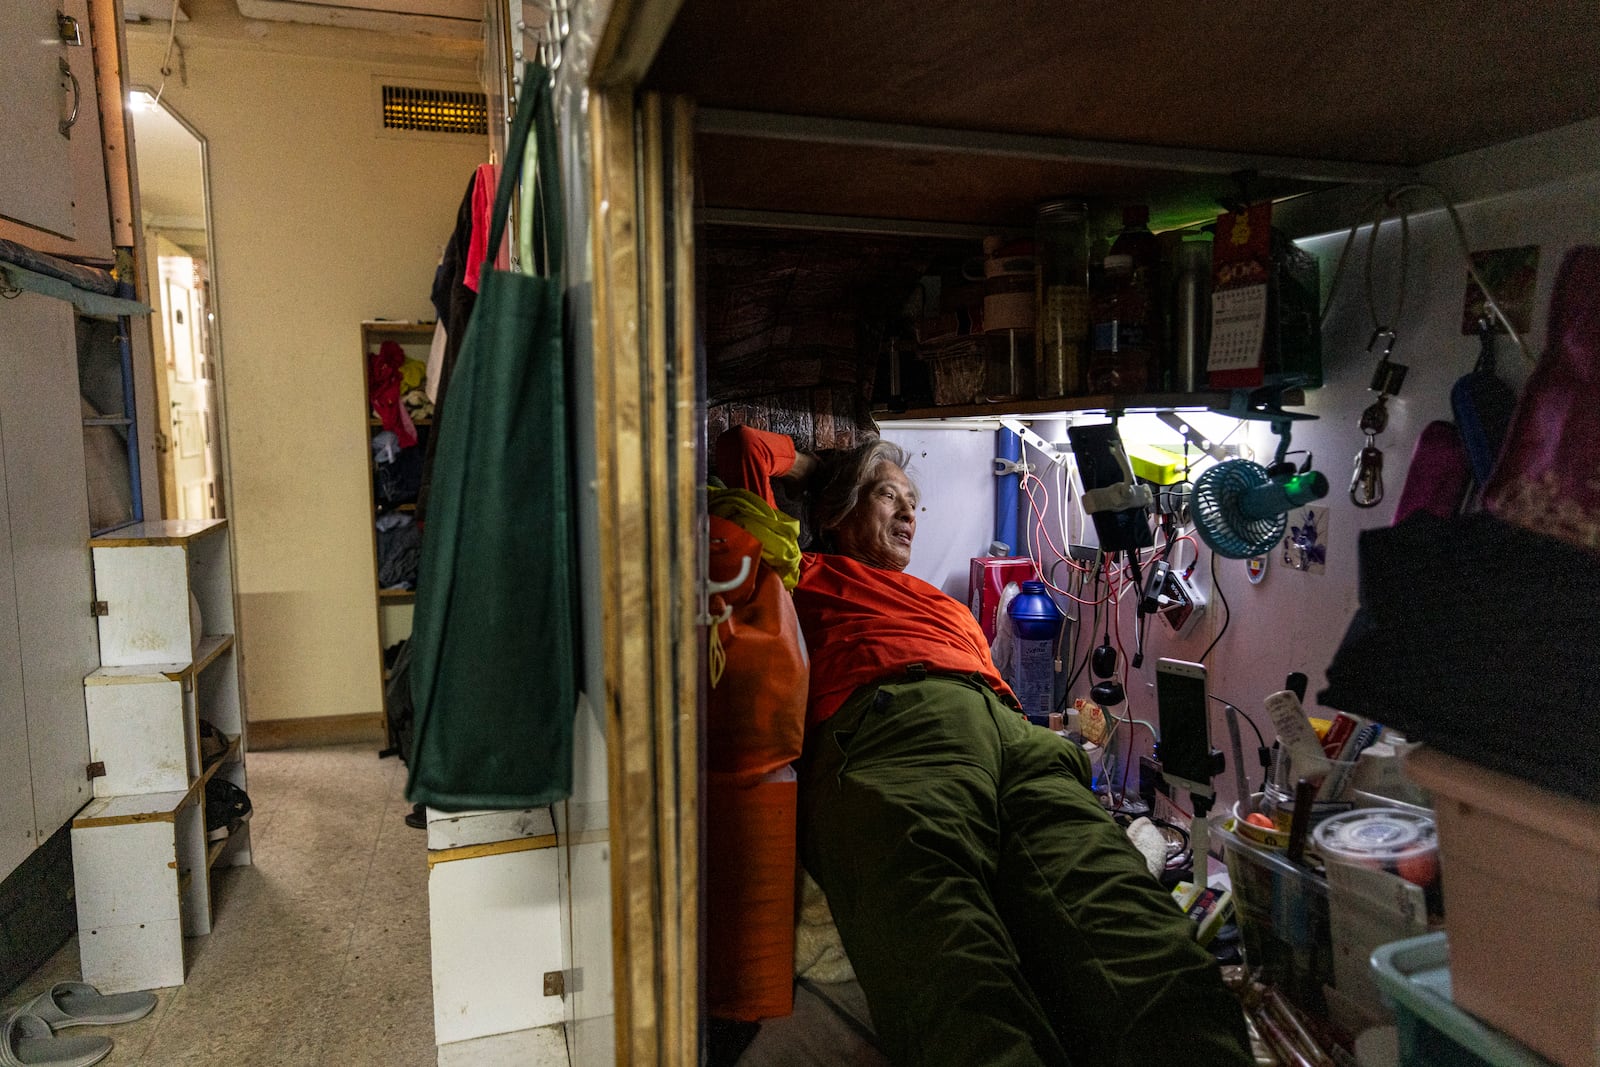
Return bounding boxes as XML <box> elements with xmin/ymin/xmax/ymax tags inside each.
<box><xmin>1194</xmin><ymin>460</ymin><xmax>1287</xmax><ymax>559</ymax></box>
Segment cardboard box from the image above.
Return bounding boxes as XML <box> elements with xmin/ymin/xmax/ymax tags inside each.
<box><xmin>1404</xmin><ymin>748</ymin><xmax>1600</xmax><ymax>1067</ymax></box>
<box><xmin>968</xmin><ymin>557</ymin><xmax>1037</xmax><ymax>642</ymax></box>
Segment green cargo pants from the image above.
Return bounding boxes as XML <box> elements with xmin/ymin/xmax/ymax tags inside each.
<box><xmin>798</xmin><ymin>671</ymin><xmax>1252</xmax><ymax>1067</ymax></box>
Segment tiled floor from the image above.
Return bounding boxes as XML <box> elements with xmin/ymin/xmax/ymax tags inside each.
<box><xmin>2</xmin><ymin>744</ymin><xmax>440</xmax><ymax>1066</ymax></box>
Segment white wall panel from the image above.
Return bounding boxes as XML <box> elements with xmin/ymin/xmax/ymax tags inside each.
<box><xmin>0</xmin><ymin>292</ymin><xmax>98</xmax><ymax>840</ymax></box>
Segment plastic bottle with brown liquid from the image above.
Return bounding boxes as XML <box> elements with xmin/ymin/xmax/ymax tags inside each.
<box><xmin>1089</xmin><ymin>205</ymin><xmax>1165</xmax><ymax>393</ymax></box>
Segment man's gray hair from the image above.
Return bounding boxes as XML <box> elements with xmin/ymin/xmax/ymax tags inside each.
<box><xmin>813</xmin><ymin>437</ymin><xmax>914</xmax><ymax>545</ymax></box>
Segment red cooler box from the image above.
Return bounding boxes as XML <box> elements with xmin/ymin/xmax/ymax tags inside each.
<box><xmin>969</xmin><ymin>557</ymin><xmax>1038</xmax><ymax>642</ymax></box>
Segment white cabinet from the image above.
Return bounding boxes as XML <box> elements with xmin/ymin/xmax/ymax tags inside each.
<box><xmin>0</xmin><ymin>291</ymin><xmax>100</xmax><ymax>882</ymax></box>
<box><xmin>71</xmin><ymin>518</ymin><xmax>250</xmax><ymax>993</ymax></box>
<box><xmin>0</xmin><ymin>0</ymin><xmax>77</xmax><ymax>237</ymax></box>
<box><xmin>427</xmin><ymin>807</ymin><xmax>565</xmax><ymax>1049</ymax></box>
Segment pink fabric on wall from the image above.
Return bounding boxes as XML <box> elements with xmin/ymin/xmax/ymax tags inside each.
<box><xmin>1483</xmin><ymin>246</ymin><xmax>1600</xmax><ymax>552</ymax></box>
<box><xmin>1394</xmin><ymin>420</ymin><xmax>1472</xmax><ymax>524</ymax></box>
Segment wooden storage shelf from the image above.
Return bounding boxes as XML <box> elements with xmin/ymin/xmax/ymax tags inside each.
<box><xmin>85</xmin><ymin>634</ymin><xmax>233</xmax><ymax>686</ymax></box>
<box><xmin>362</xmin><ymin>319</ymin><xmax>435</xmax><ymax>336</ymax></box>
<box><xmin>74</xmin><ymin>525</ymin><xmax>248</xmax><ymax>992</ymax></box>
<box><xmin>75</xmin><ymin>734</ymin><xmax>240</xmax><ymax>830</ymax></box>
<box><xmin>362</xmin><ymin>320</ymin><xmax>432</xmax><ymax>756</ymax></box>
<box><xmin>876</xmin><ymin>391</ymin><xmax>1234</xmax><ymax>422</ymax></box>
<box><xmin>188</xmin><ymin>635</ymin><xmax>234</xmax><ymax>677</ymax></box>
<box><xmin>89</xmin><ymin>517</ymin><xmax>227</xmax><ymax>548</ymax></box>
<box><xmin>194</xmin><ymin>735</ymin><xmax>243</xmax><ymax>793</ymax></box>
<box><xmin>73</xmin><ymin>788</ymin><xmax>195</xmax><ymax>830</ymax></box>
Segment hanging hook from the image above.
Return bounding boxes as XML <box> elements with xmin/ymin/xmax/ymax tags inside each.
<box><xmin>1366</xmin><ymin>327</ymin><xmax>1397</xmax><ymax>360</ymax></box>
<box><xmin>1350</xmin><ymin>440</ymin><xmax>1384</xmax><ymax>508</ymax></box>
<box><xmin>703</xmin><ymin>554</ymin><xmax>752</xmax><ymax>598</ymax></box>
<box><xmin>1475</xmin><ymin>315</ymin><xmax>1498</xmax><ymax>374</ymax></box>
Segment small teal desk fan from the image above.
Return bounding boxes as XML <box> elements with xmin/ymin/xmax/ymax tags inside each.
<box><xmin>1193</xmin><ymin>386</ymin><xmax>1330</xmax><ymax>559</ymax></box>
<box><xmin>1194</xmin><ymin>462</ymin><xmax>1328</xmax><ymax>558</ymax></box>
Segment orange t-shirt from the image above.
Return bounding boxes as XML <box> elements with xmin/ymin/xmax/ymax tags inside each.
<box><xmin>716</xmin><ymin>426</ymin><xmax>1015</xmax><ymax>726</ymax></box>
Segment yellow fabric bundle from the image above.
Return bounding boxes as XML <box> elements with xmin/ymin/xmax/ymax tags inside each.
<box><xmin>708</xmin><ymin>487</ymin><xmax>802</xmax><ymax>590</ymax></box>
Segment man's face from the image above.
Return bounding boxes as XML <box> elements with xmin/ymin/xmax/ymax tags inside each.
<box><xmin>833</xmin><ymin>461</ymin><xmax>918</xmax><ymax>571</ymax></box>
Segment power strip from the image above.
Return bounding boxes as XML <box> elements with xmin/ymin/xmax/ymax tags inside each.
<box><xmin>1157</xmin><ymin>570</ymin><xmax>1207</xmax><ymax>637</ymax></box>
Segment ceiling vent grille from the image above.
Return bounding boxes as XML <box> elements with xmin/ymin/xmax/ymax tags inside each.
<box><xmin>380</xmin><ymin>85</ymin><xmax>488</xmax><ymax>136</ymax></box>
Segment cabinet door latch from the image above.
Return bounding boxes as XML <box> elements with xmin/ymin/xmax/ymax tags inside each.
<box><xmin>543</xmin><ymin>970</ymin><xmax>565</xmax><ymax>997</ymax></box>
<box><xmin>91</xmin><ymin>600</ymin><xmax>109</xmax><ymax>617</ymax></box>
<box><xmin>86</xmin><ymin>761</ymin><xmax>106</xmax><ymax>780</ymax></box>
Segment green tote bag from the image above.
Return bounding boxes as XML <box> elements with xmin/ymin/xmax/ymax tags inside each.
<box><xmin>407</xmin><ymin>65</ymin><xmax>576</xmax><ymax>810</ymax></box>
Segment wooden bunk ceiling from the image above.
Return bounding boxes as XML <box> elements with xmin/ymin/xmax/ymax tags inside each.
<box><xmin>647</xmin><ymin>0</ymin><xmax>1600</xmax><ymax>227</ymax></box>
<box><xmin>692</xmin><ymin>136</ymin><xmax>1320</xmax><ymax>232</ymax></box>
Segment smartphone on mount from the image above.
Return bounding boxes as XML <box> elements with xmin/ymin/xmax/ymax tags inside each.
<box><xmin>1156</xmin><ymin>658</ymin><xmax>1214</xmax><ymax>799</ymax></box>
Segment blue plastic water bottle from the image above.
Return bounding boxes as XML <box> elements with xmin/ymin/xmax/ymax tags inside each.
<box><xmin>1007</xmin><ymin>581</ymin><xmax>1064</xmax><ymax>719</ymax></box>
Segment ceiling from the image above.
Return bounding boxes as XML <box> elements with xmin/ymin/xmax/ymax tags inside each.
<box><xmin>645</xmin><ymin>0</ymin><xmax>1600</xmax><ymax>229</ymax></box>
<box><xmin>230</xmin><ymin>0</ymin><xmax>482</xmax><ymax>39</ymax></box>
<box><xmin>122</xmin><ymin>0</ymin><xmax>488</xmax><ymax>58</ymax></box>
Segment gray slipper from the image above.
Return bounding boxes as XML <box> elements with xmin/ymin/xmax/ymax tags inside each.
<box><xmin>0</xmin><ymin>1011</ymin><xmax>111</xmax><ymax>1067</ymax></box>
<box><xmin>23</xmin><ymin>984</ymin><xmax>156</xmax><ymax>1030</ymax></box>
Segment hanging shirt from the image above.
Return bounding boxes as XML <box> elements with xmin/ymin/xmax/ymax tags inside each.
<box><xmin>463</xmin><ymin>163</ymin><xmax>500</xmax><ymax>293</ymax></box>
<box><xmin>370</xmin><ymin>341</ymin><xmax>418</xmax><ymax>448</ymax></box>
<box><xmin>717</xmin><ymin>426</ymin><xmax>1015</xmax><ymax>727</ymax></box>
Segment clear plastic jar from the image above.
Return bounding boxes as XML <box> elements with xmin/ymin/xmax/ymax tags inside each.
<box><xmin>1034</xmin><ymin>200</ymin><xmax>1091</xmax><ymax>397</ymax></box>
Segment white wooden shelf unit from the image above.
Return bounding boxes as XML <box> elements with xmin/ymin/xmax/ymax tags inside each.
<box><xmin>70</xmin><ymin>518</ymin><xmax>251</xmax><ymax>993</ymax></box>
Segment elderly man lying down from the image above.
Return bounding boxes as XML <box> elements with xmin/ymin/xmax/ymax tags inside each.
<box><xmin>717</xmin><ymin>425</ymin><xmax>1251</xmax><ymax>1067</ymax></box>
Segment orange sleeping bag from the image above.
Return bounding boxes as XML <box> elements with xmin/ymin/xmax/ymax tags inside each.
<box><xmin>705</xmin><ymin>515</ymin><xmax>809</xmax><ymax>1020</ymax></box>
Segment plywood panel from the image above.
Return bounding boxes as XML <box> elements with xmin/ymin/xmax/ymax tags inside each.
<box><xmin>696</xmin><ymin>135</ymin><xmax>1318</xmax><ymax>232</ymax></box>
<box><xmin>647</xmin><ymin>0</ymin><xmax>1600</xmax><ymax>167</ymax></box>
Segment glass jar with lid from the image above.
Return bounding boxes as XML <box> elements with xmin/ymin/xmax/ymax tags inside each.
<box><xmin>1034</xmin><ymin>200</ymin><xmax>1091</xmax><ymax>397</ymax></box>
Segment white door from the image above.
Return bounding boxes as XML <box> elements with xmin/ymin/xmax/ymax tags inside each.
<box><xmin>158</xmin><ymin>256</ymin><xmax>217</xmax><ymax>519</ymax></box>
<box><xmin>0</xmin><ymin>0</ymin><xmax>77</xmax><ymax>236</ymax></box>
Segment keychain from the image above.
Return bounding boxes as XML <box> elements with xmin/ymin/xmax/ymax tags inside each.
<box><xmin>1351</xmin><ymin>398</ymin><xmax>1386</xmax><ymax>508</ymax></box>
<box><xmin>1351</xmin><ymin>328</ymin><xmax>1404</xmax><ymax>508</ymax></box>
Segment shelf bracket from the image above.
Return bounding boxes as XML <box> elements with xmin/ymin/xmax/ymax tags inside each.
<box><xmin>998</xmin><ymin>418</ymin><xmax>1070</xmax><ymax>468</ymax></box>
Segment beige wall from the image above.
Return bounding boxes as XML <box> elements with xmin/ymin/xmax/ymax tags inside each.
<box><xmin>127</xmin><ymin>31</ymin><xmax>486</xmax><ymax>723</ymax></box>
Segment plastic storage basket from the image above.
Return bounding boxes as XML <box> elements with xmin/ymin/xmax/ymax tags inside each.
<box><xmin>1214</xmin><ymin>816</ymin><xmax>1333</xmax><ymax>1015</ymax></box>
<box><xmin>1370</xmin><ymin>933</ymin><xmax>1554</xmax><ymax>1067</ymax></box>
